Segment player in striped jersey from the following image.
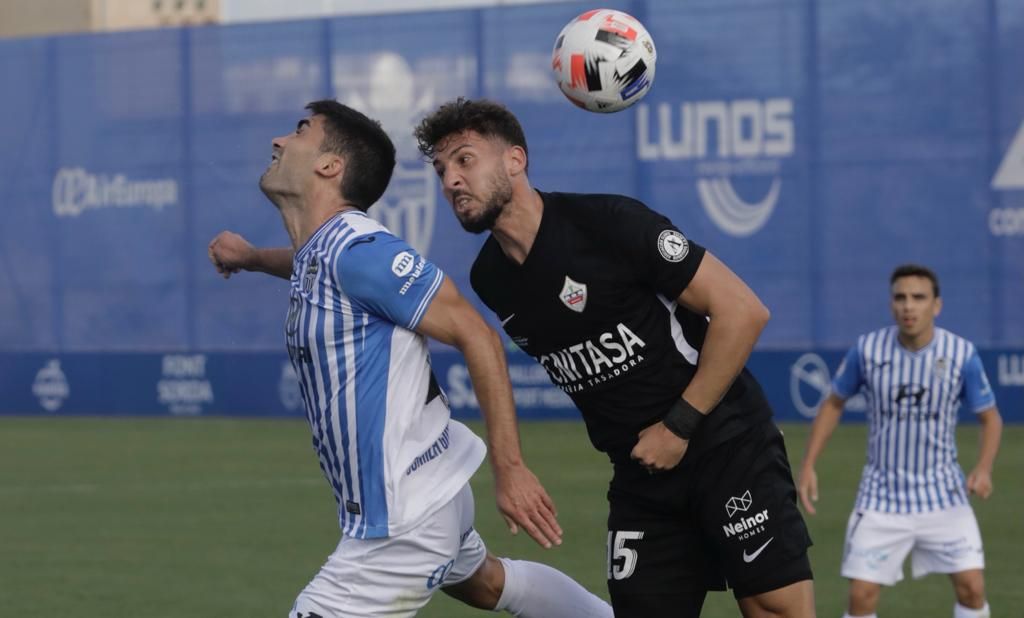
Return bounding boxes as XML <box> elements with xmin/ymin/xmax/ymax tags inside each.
<box><xmin>208</xmin><ymin>100</ymin><xmax>611</xmax><ymax>618</ymax></box>
<box><xmin>798</xmin><ymin>264</ymin><xmax>1002</xmax><ymax>618</ymax></box>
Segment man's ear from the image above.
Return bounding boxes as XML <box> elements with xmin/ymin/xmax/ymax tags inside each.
<box><xmin>316</xmin><ymin>153</ymin><xmax>344</xmax><ymax>180</ymax></box>
<box><xmin>504</xmin><ymin>144</ymin><xmax>527</xmax><ymax>177</ymax></box>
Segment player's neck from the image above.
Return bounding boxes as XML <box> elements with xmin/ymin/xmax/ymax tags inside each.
<box><xmin>278</xmin><ymin>191</ymin><xmax>356</xmax><ymax>250</ymax></box>
<box><xmin>491</xmin><ymin>187</ymin><xmax>544</xmax><ymax>265</ymax></box>
<box><xmin>897</xmin><ymin>326</ymin><xmax>935</xmax><ymax>352</ymax></box>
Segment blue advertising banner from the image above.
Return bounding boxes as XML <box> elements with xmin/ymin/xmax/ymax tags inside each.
<box><xmin>0</xmin><ymin>1</ymin><xmax>1021</xmax><ymax>419</ymax></box>
<box><xmin>2</xmin><ymin>350</ymin><xmax>1021</xmax><ymax>423</ymax></box>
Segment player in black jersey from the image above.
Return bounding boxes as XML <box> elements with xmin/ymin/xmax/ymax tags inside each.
<box><xmin>415</xmin><ymin>98</ymin><xmax>816</xmax><ymax>618</ymax></box>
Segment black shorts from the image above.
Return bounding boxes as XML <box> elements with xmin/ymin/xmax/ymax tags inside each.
<box><xmin>606</xmin><ymin>420</ymin><xmax>812</xmax><ymax>616</ymax></box>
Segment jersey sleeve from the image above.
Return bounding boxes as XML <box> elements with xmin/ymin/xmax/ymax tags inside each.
<box><xmin>608</xmin><ymin>198</ymin><xmax>707</xmax><ymax>299</ymax></box>
<box><xmin>830</xmin><ymin>345</ymin><xmax>864</xmax><ymax>399</ymax></box>
<box><xmin>335</xmin><ymin>231</ymin><xmax>444</xmax><ymax>330</ymax></box>
<box><xmin>961</xmin><ymin>349</ymin><xmax>997</xmax><ymax>413</ymax></box>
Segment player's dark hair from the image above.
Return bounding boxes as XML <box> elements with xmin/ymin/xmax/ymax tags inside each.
<box><xmin>305</xmin><ymin>99</ymin><xmax>396</xmax><ymax>211</ymax></box>
<box><xmin>414</xmin><ymin>98</ymin><xmax>529</xmax><ymax>171</ymax></box>
<box><xmin>890</xmin><ymin>263</ymin><xmax>940</xmax><ymax>297</ymax></box>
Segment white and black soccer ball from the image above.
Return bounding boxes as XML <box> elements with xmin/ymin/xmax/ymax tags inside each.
<box><xmin>551</xmin><ymin>8</ymin><xmax>657</xmax><ymax>113</ymax></box>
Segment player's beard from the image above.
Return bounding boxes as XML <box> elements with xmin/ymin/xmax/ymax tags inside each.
<box><xmin>456</xmin><ymin>169</ymin><xmax>512</xmax><ymax>234</ymax></box>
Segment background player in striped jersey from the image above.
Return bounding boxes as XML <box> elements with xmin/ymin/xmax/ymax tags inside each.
<box><xmin>208</xmin><ymin>100</ymin><xmax>611</xmax><ymax>618</ymax></box>
<box><xmin>798</xmin><ymin>264</ymin><xmax>1002</xmax><ymax>618</ymax></box>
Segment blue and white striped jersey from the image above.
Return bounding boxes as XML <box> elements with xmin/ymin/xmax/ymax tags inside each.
<box><xmin>832</xmin><ymin>326</ymin><xmax>996</xmax><ymax>514</ymax></box>
<box><xmin>285</xmin><ymin>210</ymin><xmax>485</xmax><ymax>539</ymax></box>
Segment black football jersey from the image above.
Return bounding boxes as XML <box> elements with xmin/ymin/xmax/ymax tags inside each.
<box><xmin>470</xmin><ymin>191</ymin><xmax>773</xmax><ymax>460</ymax></box>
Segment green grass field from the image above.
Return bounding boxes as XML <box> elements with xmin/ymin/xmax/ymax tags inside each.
<box><xmin>0</xmin><ymin>417</ymin><xmax>1020</xmax><ymax>617</ymax></box>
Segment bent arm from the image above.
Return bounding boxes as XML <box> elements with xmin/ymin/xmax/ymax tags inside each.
<box><xmin>246</xmin><ymin>247</ymin><xmax>294</xmax><ymax>279</ymax></box>
<box><xmin>208</xmin><ymin>231</ymin><xmax>293</xmax><ymax>280</ymax></box>
<box><xmin>630</xmin><ymin>252</ymin><xmax>768</xmax><ymax>470</ymax></box>
<box><xmin>675</xmin><ymin>251</ymin><xmax>770</xmax><ymax>413</ymax></box>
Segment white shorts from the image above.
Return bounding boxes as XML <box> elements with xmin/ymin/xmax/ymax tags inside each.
<box><xmin>840</xmin><ymin>505</ymin><xmax>985</xmax><ymax>585</ymax></box>
<box><xmin>289</xmin><ymin>482</ymin><xmax>487</xmax><ymax>617</ymax></box>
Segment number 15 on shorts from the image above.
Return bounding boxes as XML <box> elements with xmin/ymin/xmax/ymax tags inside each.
<box><xmin>607</xmin><ymin>530</ymin><xmax>645</xmax><ymax>580</ymax></box>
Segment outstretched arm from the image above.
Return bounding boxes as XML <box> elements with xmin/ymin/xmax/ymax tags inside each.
<box><xmin>798</xmin><ymin>392</ymin><xmax>845</xmax><ymax>515</ymax></box>
<box><xmin>631</xmin><ymin>251</ymin><xmax>769</xmax><ymax>471</ymax></box>
<box><xmin>967</xmin><ymin>407</ymin><xmax>1002</xmax><ymax>499</ymax></box>
<box><xmin>208</xmin><ymin>231</ymin><xmax>293</xmax><ymax>280</ymax></box>
<box><xmin>416</xmin><ymin>277</ymin><xmax>562</xmax><ymax>549</ymax></box>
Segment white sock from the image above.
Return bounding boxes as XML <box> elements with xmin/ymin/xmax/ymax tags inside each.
<box><xmin>493</xmin><ymin>557</ymin><xmax>612</xmax><ymax>617</ymax></box>
<box><xmin>954</xmin><ymin>602</ymin><xmax>990</xmax><ymax>618</ymax></box>
<box><xmin>842</xmin><ymin>614</ymin><xmax>877</xmax><ymax>618</ymax></box>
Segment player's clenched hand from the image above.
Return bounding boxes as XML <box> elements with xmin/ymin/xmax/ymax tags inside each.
<box><xmin>797</xmin><ymin>467</ymin><xmax>818</xmax><ymax>515</ymax></box>
<box><xmin>493</xmin><ymin>463</ymin><xmax>562</xmax><ymax>549</ymax></box>
<box><xmin>630</xmin><ymin>422</ymin><xmax>688</xmax><ymax>472</ymax></box>
<box><xmin>208</xmin><ymin>230</ymin><xmax>255</xmax><ymax>279</ymax></box>
<box><xmin>967</xmin><ymin>467</ymin><xmax>993</xmax><ymax>499</ymax></box>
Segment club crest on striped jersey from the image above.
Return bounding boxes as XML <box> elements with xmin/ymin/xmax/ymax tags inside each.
<box><xmin>560</xmin><ymin>276</ymin><xmax>587</xmax><ymax>313</ymax></box>
<box><xmin>302</xmin><ymin>257</ymin><xmax>319</xmax><ymax>293</ymax></box>
<box><xmin>933</xmin><ymin>357</ymin><xmax>949</xmax><ymax>378</ymax></box>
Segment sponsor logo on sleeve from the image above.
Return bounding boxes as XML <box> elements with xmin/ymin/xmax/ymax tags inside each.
<box><xmin>656</xmin><ymin>229</ymin><xmax>689</xmax><ymax>262</ymax></box>
<box><xmin>392</xmin><ymin>251</ymin><xmax>416</xmax><ymax>277</ymax></box>
<box><xmin>387</xmin><ymin>249</ymin><xmax>430</xmax><ymax>295</ymax></box>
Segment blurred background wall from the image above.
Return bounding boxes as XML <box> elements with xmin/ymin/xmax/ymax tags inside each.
<box><xmin>0</xmin><ymin>0</ymin><xmax>1021</xmax><ymax>420</ymax></box>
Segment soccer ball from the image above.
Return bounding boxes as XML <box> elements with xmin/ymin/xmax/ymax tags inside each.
<box><xmin>551</xmin><ymin>9</ymin><xmax>657</xmax><ymax>113</ymax></box>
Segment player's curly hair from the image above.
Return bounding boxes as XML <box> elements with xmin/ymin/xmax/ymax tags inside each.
<box><xmin>306</xmin><ymin>99</ymin><xmax>396</xmax><ymax>211</ymax></box>
<box><xmin>414</xmin><ymin>98</ymin><xmax>529</xmax><ymax>170</ymax></box>
<box><xmin>890</xmin><ymin>263</ymin><xmax>940</xmax><ymax>297</ymax></box>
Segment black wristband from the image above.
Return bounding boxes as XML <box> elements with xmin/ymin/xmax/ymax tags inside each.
<box><xmin>662</xmin><ymin>398</ymin><xmax>704</xmax><ymax>440</ymax></box>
